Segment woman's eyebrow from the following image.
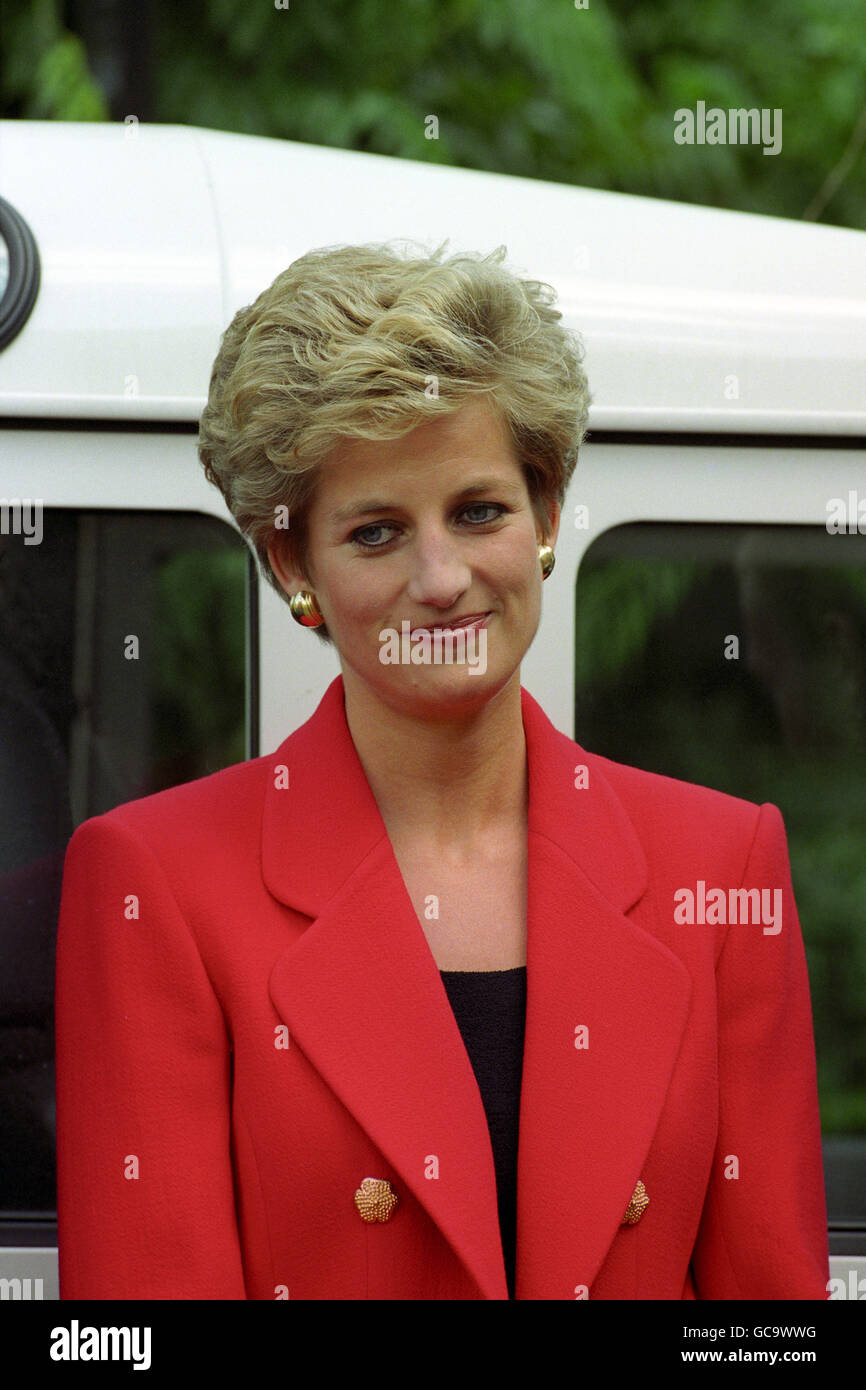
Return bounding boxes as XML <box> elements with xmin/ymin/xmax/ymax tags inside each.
<box><xmin>329</xmin><ymin>476</ymin><xmax>523</xmax><ymax>525</ymax></box>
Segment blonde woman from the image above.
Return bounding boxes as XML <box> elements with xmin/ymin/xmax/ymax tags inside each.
<box><xmin>55</xmin><ymin>242</ymin><xmax>829</xmax><ymax>1300</ymax></box>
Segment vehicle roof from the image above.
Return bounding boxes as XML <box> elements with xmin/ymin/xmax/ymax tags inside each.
<box><xmin>1</xmin><ymin>119</ymin><xmax>864</xmax><ymax>433</ymax></box>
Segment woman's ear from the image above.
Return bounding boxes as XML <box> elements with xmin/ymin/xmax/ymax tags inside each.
<box><xmin>539</xmin><ymin>499</ymin><xmax>561</xmax><ymax>550</ymax></box>
<box><xmin>266</xmin><ymin>536</ymin><xmax>308</xmax><ymax>599</ymax></box>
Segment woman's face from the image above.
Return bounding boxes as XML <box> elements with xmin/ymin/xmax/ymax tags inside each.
<box><xmin>268</xmin><ymin>395</ymin><xmax>560</xmax><ymax>720</ymax></box>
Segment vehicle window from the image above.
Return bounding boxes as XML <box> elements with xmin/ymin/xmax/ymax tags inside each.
<box><xmin>0</xmin><ymin>508</ymin><xmax>249</xmax><ymax>1216</ymax></box>
<box><xmin>574</xmin><ymin>521</ymin><xmax>866</xmax><ymax>1233</ymax></box>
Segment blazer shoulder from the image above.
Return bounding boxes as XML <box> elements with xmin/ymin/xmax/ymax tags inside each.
<box><xmin>66</xmin><ymin>750</ymin><xmax>275</xmax><ymax>866</ymax></box>
<box><xmin>581</xmin><ymin>745</ymin><xmax>773</xmax><ymax>867</ymax></box>
<box><xmin>585</xmin><ymin>745</ymin><xmax>759</xmax><ymax>815</ymax></box>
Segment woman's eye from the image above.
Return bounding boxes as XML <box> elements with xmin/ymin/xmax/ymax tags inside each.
<box><xmin>350</xmin><ymin>522</ymin><xmax>398</xmax><ymax>548</ymax></box>
<box><xmin>349</xmin><ymin>504</ymin><xmax>506</xmax><ymax>549</ymax></box>
<box><xmin>462</xmin><ymin>503</ymin><xmax>505</xmax><ymax>524</ymax></box>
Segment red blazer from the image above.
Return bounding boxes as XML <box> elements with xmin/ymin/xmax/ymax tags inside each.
<box><xmin>55</xmin><ymin>674</ymin><xmax>829</xmax><ymax>1300</ymax></box>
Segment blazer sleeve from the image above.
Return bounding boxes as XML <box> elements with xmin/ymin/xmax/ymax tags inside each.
<box><xmin>54</xmin><ymin>813</ymin><xmax>248</xmax><ymax>1299</ymax></box>
<box><xmin>690</xmin><ymin>801</ymin><xmax>830</xmax><ymax>1299</ymax></box>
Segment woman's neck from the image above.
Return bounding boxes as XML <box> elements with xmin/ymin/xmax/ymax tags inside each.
<box><xmin>341</xmin><ymin>668</ymin><xmax>528</xmax><ymax>851</ymax></box>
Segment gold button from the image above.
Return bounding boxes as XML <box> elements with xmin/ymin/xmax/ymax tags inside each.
<box><xmin>354</xmin><ymin>1176</ymin><xmax>399</xmax><ymax>1223</ymax></box>
<box><xmin>622</xmin><ymin>1179</ymin><xmax>649</xmax><ymax>1225</ymax></box>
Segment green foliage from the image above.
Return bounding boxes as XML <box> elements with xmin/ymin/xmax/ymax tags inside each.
<box><xmin>2</xmin><ymin>0</ymin><xmax>864</xmax><ymax>227</ymax></box>
<box><xmin>575</xmin><ymin>559</ymin><xmax>700</xmax><ymax>689</ymax></box>
<box><xmin>32</xmin><ymin>35</ymin><xmax>107</xmax><ymax>120</ymax></box>
<box><xmin>575</xmin><ymin>551</ymin><xmax>866</xmax><ymax>1135</ymax></box>
<box><xmin>1</xmin><ymin>0</ymin><xmax>107</xmax><ymax>118</ymax></box>
<box><xmin>153</xmin><ymin>549</ymin><xmax>247</xmax><ymax>776</ymax></box>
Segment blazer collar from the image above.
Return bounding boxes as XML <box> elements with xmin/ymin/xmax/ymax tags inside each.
<box><xmin>263</xmin><ymin>674</ymin><xmax>647</xmax><ymax>917</ymax></box>
<box><xmin>265</xmin><ymin>675</ymin><xmax>691</xmax><ymax>1299</ymax></box>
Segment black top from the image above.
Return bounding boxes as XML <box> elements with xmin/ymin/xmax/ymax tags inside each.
<box><xmin>439</xmin><ymin>967</ymin><xmax>527</xmax><ymax>1300</ymax></box>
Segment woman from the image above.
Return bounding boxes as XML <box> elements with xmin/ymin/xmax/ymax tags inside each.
<box><xmin>55</xmin><ymin>241</ymin><xmax>829</xmax><ymax>1300</ymax></box>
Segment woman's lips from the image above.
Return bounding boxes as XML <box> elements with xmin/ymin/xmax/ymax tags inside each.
<box><xmin>409</xmin><ymin>612</ymin><xmax>491</xmax><ymax>635</ymax></box>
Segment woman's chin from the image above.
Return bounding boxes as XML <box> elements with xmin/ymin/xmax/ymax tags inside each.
<box><xmin>383</xmin><ymin>663</ymin><xmax>516</xmax><ymax>720</ymax></box>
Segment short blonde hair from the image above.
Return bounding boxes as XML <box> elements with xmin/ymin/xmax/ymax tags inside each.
<box><xmin>198</xmin><ymin>239</ymin><xmax>590</xmax><ymax>643</ymax></box>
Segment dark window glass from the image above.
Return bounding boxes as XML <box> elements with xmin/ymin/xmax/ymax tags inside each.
<box><xmin>574</xmin><ymin>523</ymin><xmax>866</xmax><ymax>1229</ymax></box>
<box><xmin>0</xmin><ymin>509</ymin><xmax>249</xmax><ymax>1217</ymax></box>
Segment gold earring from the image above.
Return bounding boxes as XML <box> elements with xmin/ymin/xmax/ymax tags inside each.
<box><xmin>538</xmin><ymin>543</ymin><xmax>555</xmax><ymax>580</ymax></box>
<box><xmin>289</xmin><ymin>590</ymin><xmax>324</xmax><ymax>627</ymax></box>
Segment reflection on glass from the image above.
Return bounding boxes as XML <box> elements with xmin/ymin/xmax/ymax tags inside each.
<box><xmin>575</xmin><ymin>523</ymin><xmax>866</xmax><ymax>1224</ymax></box>
<box><xmin>0</xmin><ymin>508</ymin><xmax>248</xmax><ymax>1214</ymax></box>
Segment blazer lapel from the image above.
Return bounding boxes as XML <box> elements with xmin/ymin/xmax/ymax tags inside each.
<box><xmin>265</xmin><ymin>676</ymin><xmax>507</xmax><ymax>1299</ymax></box>
<box><xmin>265</xmin><ymin>675</ymin><xmax>691</xmax><ymax>1300</ymax></box>
<box><xmin>516</xmin><ymin>715</ymin><xmax>692</xmax><ymax>1298</ymax></box>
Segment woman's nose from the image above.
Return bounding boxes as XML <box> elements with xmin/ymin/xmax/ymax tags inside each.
<box><xmin>404</xmin><ymin>530</ymin><xmax>472</xmax><ymax>606</ymax></box>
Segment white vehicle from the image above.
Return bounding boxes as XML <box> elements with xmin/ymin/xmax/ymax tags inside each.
<box><xmin>0</xmin><ymin>120</ymin><xmax>864</xmax><ymax>1301</ymax></box>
